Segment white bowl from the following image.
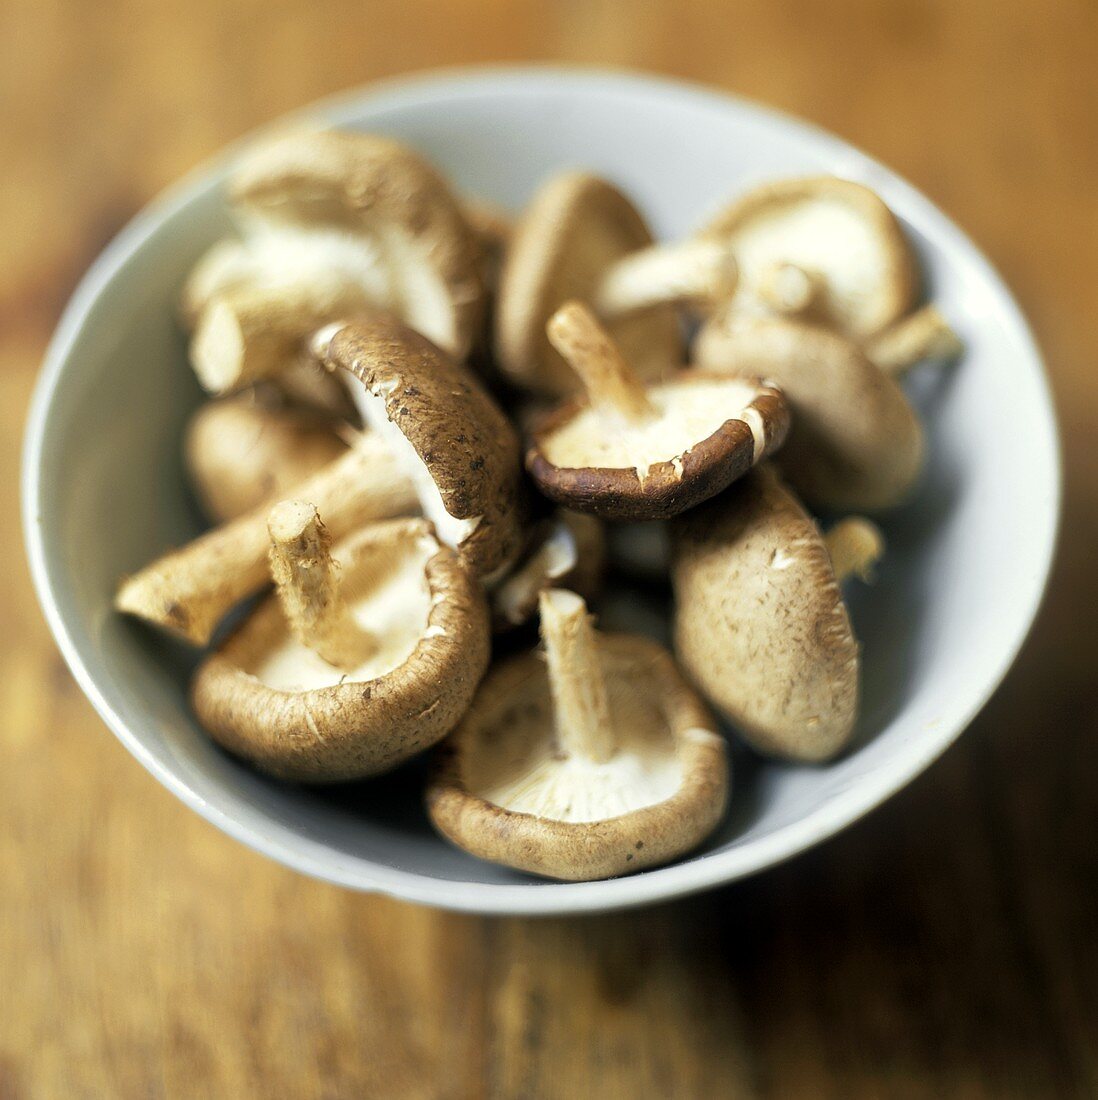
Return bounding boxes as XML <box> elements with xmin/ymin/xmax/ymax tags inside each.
<box><xmin>23</xmin><ymin>68</ymin><xmax>1059</xmax><ymax>915</ymax></box>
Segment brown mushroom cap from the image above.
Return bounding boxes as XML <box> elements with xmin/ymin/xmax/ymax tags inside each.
<box><xmin>694</xmin><ymin>313</ymin><xmax>924</xmax><ymax>511</ymax></box>
<box><xmin>185</xmin><ymin>392</ymin><xmax>348</xmax><ymax>523</ymax></box>
<box><xmin>463</xmin><ymin>196</ymin><xmax>513</xmax><ymax>295</ymax></box>
<box><xmin>427</xmin><ymin>590</ymin><xmax>728</xmax><ymax>880</ymax></box>
<box><xmin>192</xmin><ymin>517</ymin><xmax>490</xmax><ymax>782</ymax></box>
<box><xmin>495</xmin><ymin>172</ymin><xmax>681</xmax><ymax>398</ymax></box>
<box><xmin>185</xmin><ymin>129</ymin><xmax>485</xmax><ymax>393</ymax></box>
<box><xmin>671</xmin><ymin>466</ymin><xmax>866</xmax><ymax>763</ymax></box>
<box><xmin>525</xmin><ymin>303</ymin><xmax>790</xmax><ymax>521</ymax></box>
<box><xmin>312</xmin><ymin>312</ymin><xmax>524</xmax><ymax>577</ymax></box>
<box><xmin>700</xmin><ymin>176</ymin><xmax>919</xmax><ymax>339</ymax></box>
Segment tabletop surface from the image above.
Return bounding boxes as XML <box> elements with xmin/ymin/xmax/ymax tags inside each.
<box><xmin>3</xmin><ymin>1</ymin><xmax>1096</xmax><ymax>1096</ymax></box>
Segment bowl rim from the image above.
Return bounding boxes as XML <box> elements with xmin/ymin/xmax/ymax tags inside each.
<box><xmin>21</xmin><ymin>65</ymin><xmax>1061</xmax><ymax>916</ymax></box>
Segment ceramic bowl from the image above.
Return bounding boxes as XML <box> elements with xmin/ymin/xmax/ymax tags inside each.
<box><xmin>23</xmin><ymin>68</ymin><xmax>1059</xmax><ymax>915</ymax></box>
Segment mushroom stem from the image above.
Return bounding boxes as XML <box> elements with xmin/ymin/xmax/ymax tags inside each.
<box><xmin>267</xmin><ymin>501</ymin><xmax>376</xmax><ymax>669</ymax></box>
<box><xmin>538</xmin><ymin>589</ymin><xmax>615</xmax><ymax>765</ymax></box>
<box><xmin>115</xmin><ymin>433</ymin><xmax>418</xmax><ymax>646</ymax></box>
<box><xmin>594</xmin><ymin>239</ymin><xmax>738</xmax><ymax>317</ymax></box>
<box><xmin>757</xmin><ymin>261</ymin><xmax>824</xmax><ymax>317</ymax></box>
<box><xmin>865</xmin><ymin>306</ymin><xmax>963</xmax><ymax>376</ymax></box>
<box><xmin>191</xmin><ymin>281</ymin><xmax>368</xmax><ymax>395</ymax></box>
<box><xmin>546</xmin><ymin>301</ymin><xmax>655</xmax><ymax>422</ymax></box>
<box><xmin>825</xmin><ymin>518</ymin><xmax>885</xmax><ymax>584</ymax></box>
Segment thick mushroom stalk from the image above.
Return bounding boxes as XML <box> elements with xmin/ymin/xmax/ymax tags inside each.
<box><xmin>757</xmin><ymin>260</ymin><xmax>824</xmax><ymax>317</ymax></box>
<box><xmin>825</xmin><ymin>518</ymin><xmax>885</xmax><ymax>583</ymax></box>
<box><xmin>539</xmin><ymin>589</ymin><xmax>615</xmax><ymax>765</ymax></box>
<box><xmin>191</xmin><ymin>278</ymin><xmax>371</xmax><ymax>395</ymax></box>
<box><xmin>547</xmin><ymin>301</ymin><xmax>655</xmax><ymax>422</ymax></box>
<box><xmin>267</xmin><ymin>501</ymin><xmax>376</xmax><ymax>669</ymax></box>
<box><xmin>594</xmin><ymin>239</ymin><xmax>738</xmax><ymax>318</ymax></box>
<box><xmin>115</xmin><ymin>433</ymin><xmax>418</xmax><ymax>646</ymax></box>
<box><xmin>866</xmin><ymin>306</ymin><xmax>964</xmax><ymax>375</ymax></box>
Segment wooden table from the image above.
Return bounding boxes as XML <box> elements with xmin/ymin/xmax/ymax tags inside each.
<box><xmin>3</xmin><ymin>2</ymin><xmax>1095</xmax><ymax>1095</ymax></box>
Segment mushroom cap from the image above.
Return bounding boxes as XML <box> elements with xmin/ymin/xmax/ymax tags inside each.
<box><xmin>495</xmin><ymin>172</ymin><xmax>681</xmax><ymax>398</ymax></box>
<box><xmin>463</xmin><ymin>196</ymin><xmax>513</xmax><ymax>295</ymax></box>
<box><xmin>701</xmin><ymin>176</ymin><xmax>919</xmax><ymax>339</ymax></box>
<box><xmin>695</xmin><ymin>313</ymin><xmax>924</xmax><ymax>511</ymax></box>
<box><xmin>526</xmin><ymin>373</ymin><xmax>790</xmax><ymax>520</ymax></box>
<box><xmin>194</xmin><ymin>129</ymin><xmax>485</xmax><ymax>359</ymax></box>
<box><xmin>670</xmin><ymin>465</ymin><xmax>860</xmax><ymax>762</ymax></box>
<box><xmin>490</xmin><ymin>510</ymin><xmax>606</xmax><ymax>631</ymax></box>
<box><xmin>191</xmin><ymin>518</ymin><xmax>490</xmax><ymax>783</ymax></box>
<box><xmin>185</xmin><ymin>392</ymin><xmax>347</xmax><ymax>523</ymax></box>
<box><xmin>313</xmin><ymin>313</ymin><xmax>525</xmax><ymax>577</ymax></box>
<box><xmin>426</xmin><ymin>633</ymin><xmax>728</xmax><ymax>880</ymax></box>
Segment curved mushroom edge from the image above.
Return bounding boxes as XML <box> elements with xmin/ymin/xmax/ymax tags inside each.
<box><xmin>670</xmin><ymin>466</ymin><xmax>860</xmax><ymax>762</ymax></box>
<box><xmin>315</xmin><ymin>313</ymin><xmax>526</xmax><ymax>576</ymax></box>
<box><xmin>190</xmin><ymin>519</ymin><xmax>491</xmax><ymax>783</ymax></box>
<box><xmin>701</xmin><ymin>175</ymin><xmax>920</xmax><ymax>338</ymax></box>
<box><xmin>425</xmin><ymin>635</ymin><xmax>729</xmax><ymax>881</ymax></box>
<box><xmin>495</xmin><ymin>171</ymin><xmax>680</xmax><ymax>398</ymax></box>
<box><xmin>227</xmin><ymin>128</ymin><xmax>486</xmax><ymax>359</ymax></box>
<box><xmin>694</xmin><ymin>314</ymin><xmax>924</xmax><ymax>512</ymax></box>
<box><xmin>524</xmin><ymin>380</ymin><xmax>790</xmax><ymax>521</ymax></box>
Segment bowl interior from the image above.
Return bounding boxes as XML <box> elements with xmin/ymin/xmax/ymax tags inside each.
<box><xmin>24</xmin><ymin>70</ymin><xmax>1058</xmax><ymax>915</ymax></box>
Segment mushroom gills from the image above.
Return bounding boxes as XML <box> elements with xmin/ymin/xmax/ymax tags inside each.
<box><xmin>350</xmin><ymin>383</ymin><xmax>482</xmax><ymax>548</ymax></box>
<box><xmin>470</xmin><ymin>679</ymin><xmax>684</xmax><ymax>823</ymax></box>
<box><xmin>213</xmin><ymin>218</ymin><xmax>396</xmax><ymax>310</ymax></box>
<box><xmin>461</xmin><ymin>594</ymin><xmax>685</xmax><ymax>823</ymax></box>
<box><xmin>251</xmin><ymin>525</ymin><xmax>440</xmax><ymax>693</ymax></box>
<box><xmin>731</xmin><ymin>199</ymin><xmax>889</xmax><ymax>322</ymax></box>
<box><xmin>540</xmin><ymin>378</ymin><xmax>770</xmax><ymax>480</ymax></box>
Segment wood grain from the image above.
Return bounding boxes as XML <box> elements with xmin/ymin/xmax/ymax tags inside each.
<box><xmin>3</xmin><ymin>1</ymin><xmax>1096</xmax><ymax>1096</ymax></box>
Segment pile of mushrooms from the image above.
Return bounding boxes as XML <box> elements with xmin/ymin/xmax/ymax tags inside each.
<box><xmin>116</xmin><ymin>130</ymin><xmax>962</xmax><ymax>881</ymax></box>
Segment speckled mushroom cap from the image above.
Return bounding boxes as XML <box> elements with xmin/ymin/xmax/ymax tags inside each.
<box><xmin>670</xmin><ymin>466</ymin><xmax>861</xmax><ymax>762</ymax></box>
<box><xmin>427</xmin><ymin>593</ymin><xmax>728</xmax><ymax>881</ymax></box>
<box><xmin>183</xmin><ymin>129</ymin><xmax>485</xmax><ymax>390</ymax></box>
<box><xmin>495</xmin><ymin>172</ymin><xmax>681</xmax><ymax>398</ymax></box>
<box><xmin>694</xmin><ymin>313</ymin><xmax>924</xmax><ymax>511</ymax></box>
<box><xmin>191</xmin><ymin>518</ymin><xmax>490</xmax><ymax>783</ymax></box>
<box><xmin>312</xmin><ymin>313</ymin><xmax>525</xmax><ymax>577</ymax></box>
<box><xmin>700</xmin><ymin>176</ymin><xmax>919</xmax><ymax>340</ymax></box>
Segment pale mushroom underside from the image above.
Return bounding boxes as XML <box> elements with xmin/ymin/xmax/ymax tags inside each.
<box><xmin>461</xmin><ymin>654</ymin><xmax>687</xmax><ymax>823</ymax></box>
<box><xmin>708</xmin><ymin>183</ymin><xmax>916</xmax><ymax>337</ymax></box>
<box><xmin>190</xmin><ymin>218</ymin><xmax>461</xmax><ymax>357</ymax></box>
<box><xmin>248</xmin><ymin>526</ymin><xmax>440</xmax><ymax>693</ymax></box>
<box><xmin>539</xmin><ymin>378</ymin><xmax>770</xmax><ymax>479</ymax></box>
